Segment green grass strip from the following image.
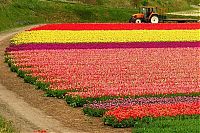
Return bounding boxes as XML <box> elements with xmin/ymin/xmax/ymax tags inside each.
<box><xmin>83</xmin><ymin>107</ymin><xmax>106</xmax><ymax>117</ymax></box>
<box><xmin>103</xmin><ymin>115</ymin><xmax>200</xmax><ymax>128</ymax></box>
<box><xmin>44</xmin><ymin>89</ymin><xmax>67</xmax><ymax>99</ymax></box>
<box><xmin>0</xmin><ymin>115</ymin><xmax>17</xmax><ymax>133</ymax></box>
<box><xmin>132</xmin><ymin>115</ymin><xmax>200</xmax><ymax>133</ymax></box>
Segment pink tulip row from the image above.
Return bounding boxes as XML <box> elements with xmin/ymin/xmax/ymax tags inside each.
<box><xmin>8</xmin><ymin>47</ymin><xmax>199</xmax><ymax>99</ymax></box>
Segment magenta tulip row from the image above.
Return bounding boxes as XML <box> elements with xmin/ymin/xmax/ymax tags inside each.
<box><xmin>84</xmin><ymin>96</ymin><xmax>200</xmax><ymax>110</ymax></box>
<box><xmin>6</xmin><ymin>42</ymin><xmax>200</xmax><ymax>52</ymax></box>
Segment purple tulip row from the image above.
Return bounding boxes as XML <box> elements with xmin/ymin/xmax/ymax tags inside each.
<box><xmin>6</xmin><ymin>41</ymin><xmax>199</xmax><ymax>52</ymax></box>
<box><xmin>84</xmin><ymin>96</ymin><xmax>200</xmax><ymax>110</ymax></box>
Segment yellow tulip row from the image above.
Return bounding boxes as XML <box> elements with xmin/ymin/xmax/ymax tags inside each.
<box><xmin>12</xmin><ymin>30</ymin><xmax>200</xmax><ymax>44</ymax></box>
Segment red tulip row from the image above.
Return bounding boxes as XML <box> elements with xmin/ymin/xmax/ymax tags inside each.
<box><xmin>29</xmin><ymin>23</ymin><xmax>200</xmax><ymax>31</ymax></box>
<box><xmin>104</xmin><ymin>101</ymin><xmax>200</xmax><ymax>122</ymax></box>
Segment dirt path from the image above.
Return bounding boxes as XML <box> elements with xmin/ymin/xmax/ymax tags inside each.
<box><xmin>0</xmin><ymin>85</ymin><xmax>83</xmax><ymax>133</ymax></box>
<box><xmin>0</xmin><ymin>26</ymin><xmax>86</xmax><ymax>133</ymax></box>
<box><xmin>0</xmin><ymin>27</ymin><xmax>132</xmax><ymax>133</ymax></box>
<box><xmin>166</xmin><ymin>5</ymin><xmax>200</xmax><ymax>17</ymax></box>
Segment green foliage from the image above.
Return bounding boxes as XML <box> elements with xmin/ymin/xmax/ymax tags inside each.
<box><xmin>17</xmin><ymin>70</ymin><xmax>27</xmax><ymax>78</ymax></box>
<box><xmin>66</xmin><ymin>95</ymin><xmax>122</xmax><ymax>107</ymax></box>
<box><xmin>10</xmin><ymin>65</ymin><xmax>18</xmax><ymax>72</ymax></box>
<box><xmin>83</xmin><ymin>107</ymin><xmax>106</xmax><ymax>117</ymax></box>
<box><xmin>1</xmin><ymin>0</ymin><xmax>197</xmax><ymax>32</ymax></box>
<box><xmin>103</xmin><ymin>116</ymin><xmax>143</xmax><ymax>128</ymax></box>
<box><xmin>65</xmin><ymin>95</ymin><xmax>87</xmax><ymax>107</ymax></box>
<box><xmin>132</xmin><ymin>115</ymin><xmax>200</xmax><ymax>132</ymax></box>
<box><xmin>0</xmin><ymin>0</ymin><xmax>135</xmax><ymax>32</ymax></box>
<box><xmin>6</xmin><ymin>57</ymin><xmax>19</xmax><ymax>73</ymax></box>
<box><xmin>141</xmin><ymin>0</ymin><xmax>148</xmax><ymax>6</ymax></box>
<box><xmin>6</xmin><ymin>59</ymin><xmax>12</xmax><ymax>67</ymax></box>
<box><xmin>4</xmin><ymin>54</ymin><xmax>11</xmax><ymax>63</ymax></box>
<box><xmin>66</xmin><ymin>4</ymin><xmax>96</xmax><ymax>21</ymax></box>
<box><xmin>74</xmin><ymin>0</ymin><xmax>197</xmax><ymax>10</ymax></box>
<box><xmin>64</xmin><ymin>3</ymin><xmax>135</xmax><ymax>23</ymax></box>
<box><xmin>95</xmin><ymin>0</ymin><xmax>105</xmax><ymax>5</ymax></box>
<box><xmin>45</xmin><ymin>89</ymin><xmax>67</xmax><ymax>98</ymax></box>
<box><xmin>24</xmin><ymin>75</ymin><xmax>37</xmax><ymax>85</ymax></box>
<box><xmin>35</xmin><ymin>81</ymin><xmax>50</xmax><ymax>91</ymax></box>
<box><xmin>0</xmin><ymin>115</ymin><xmax>16</xmax><ymax>133</ymax></box>
<box><xmin>103</xmin><ymin>115</ymin><xmax>200</xmax><ymax>128</ymax></box>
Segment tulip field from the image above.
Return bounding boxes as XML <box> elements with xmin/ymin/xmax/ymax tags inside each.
<box><xmin>5</xmin><ymin>23</ymin><xmax>200</xmax><ymax>129</ymax></box>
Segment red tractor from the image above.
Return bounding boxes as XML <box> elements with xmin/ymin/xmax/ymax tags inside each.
<box><xmin>129</xmin><ymin>6</ymin><xmax>163</xmax><ymax>23</ymax></box>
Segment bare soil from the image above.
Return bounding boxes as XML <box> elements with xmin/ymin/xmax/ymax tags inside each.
<box><xmin>0</xmin><ymin>26</ymin><xmax>132</xmax><ymax>133</ymax></box>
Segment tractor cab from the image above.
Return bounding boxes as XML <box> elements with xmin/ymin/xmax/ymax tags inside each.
<box><xmin>129</xmin><ymin>6</ymin><xmax>160</xmax><ymax>23</ymax></box>
<box><xmin>140</xmin><ymin>6</ymin><xmax>157</xmax><ymax>18</ymax></box>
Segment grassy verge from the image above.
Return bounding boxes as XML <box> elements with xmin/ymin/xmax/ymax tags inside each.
<box><xmin>132</xmin><ymin>115</ymin><xmax>200</xmax><ymax>133</ymax></box>
<box><xmin>0</xmin><ymin>115</ymin><xmax>16</xmax><ymax>133</ymax></box>
<box><xmin>103</xmin><ymin>115</ymin><xmax>200</xmax><ymax>129</ymax></box>
<box><xmin>1</xmin><ymin>0</ymin><xmax>198</xmax><ymax>32</ymax></box>
<box><xmin>0</xmin><ymin>0</ymin><xmax>135</xmax><ymax>32</ymax></box>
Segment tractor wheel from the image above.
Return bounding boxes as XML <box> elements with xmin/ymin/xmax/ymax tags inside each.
<box><xmin>150</xmin><ymin>15</ymin><xmax>159</xmax><ymax>23</ymax></box>
<box><xmin>135</xmin><ymin>19</ymin><xmax>142</xmax><ymax>23</ymax></box>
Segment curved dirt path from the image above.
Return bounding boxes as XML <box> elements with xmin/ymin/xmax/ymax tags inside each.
<box><xmin>166</xmin><ymin>5</ymin><xmax>200</xmax><ymax>17</ymax></box>
<box><xmin>0</xmin><ymin>26</ymin><xmax>85</xmax><ymax>133</ymax></box>
<box><xmin>0</xmin><ymin>26</ymin><xmax>132</xmax><ymax>133</ymax></box>
<box><xmin>0</xmin><ymin>85</ymin><xmax>83</xmax><ymax>133</ymax></box>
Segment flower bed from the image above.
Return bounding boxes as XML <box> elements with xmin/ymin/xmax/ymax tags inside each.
<box><xmin>6</xmin><ymin>42</ymin><xmax>200</xmax><ymax>52</ymax></box>
<box><xmin>6</xmin><ymin>47</ymin><xmax>200</xmax><ymax>106</ymax></box>
<box><xmin>11</xmin><ymin>30</ymin><xmax>200</xmax><ymax>44</ymax></box>
<box><xmin>29</xmin><ymin>23</ymin><xmax>200</xmax><ymax>30</ymax></box>
<box><xmin>103</xmin><ymin>101</ymin><xmax>200</xmax><ymax>127</ymax></box>
<box><xmin>5</xmin><ymin>23</ymin><xmax>200</xmax><ymax>128</ymax></box>
<box><xmin>83</xmin><ymin>96</ymin><xmax>200</xmax><ymax>117</ymax></box>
